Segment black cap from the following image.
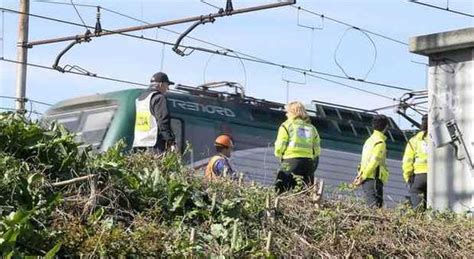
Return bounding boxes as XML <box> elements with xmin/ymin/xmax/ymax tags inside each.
<box><xmin>150</xmin><ymin>72</ymin><xmax>174</xmax><ymax>85</ymax></box>
<box><xmin>372</xmin><ymin>115</ymin><xmax>389</xmax><ymax>131</ymax></box>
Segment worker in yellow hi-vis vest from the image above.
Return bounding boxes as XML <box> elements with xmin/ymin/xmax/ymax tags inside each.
<box><xmin>353</xmin><ymin>115</ymin><xmax>390</xmax><ymax>208</ymax></box>
<box><xmin>274</xmin><ymin>101</ymin><xmax>320</xmax><ymax>194</ymax></box>
<box><xmin>402</xmin><ymin>114</ymin><xmax>428</xmax><ymax>210</ymax></box>
<box><xmin>133</xmin><ymin>72</ymin><xmax>175</xmax><ymax>154</ymax></box>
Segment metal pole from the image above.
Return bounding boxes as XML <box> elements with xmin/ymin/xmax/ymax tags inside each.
<box><xmin>26</xmin><ymin>0</ymin><xmax>296</xmax><ymax>47</ymax></box>
<box><xmin>15</xmin><ymin>0</ymin><xmax>29</xmax><ymax>113</ymax></box>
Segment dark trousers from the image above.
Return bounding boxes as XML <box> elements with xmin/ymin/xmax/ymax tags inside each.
<box><xmin>275</xmin><ymin>158</ymin><xmax>316</xmax><ymax>194</ymax></box>
<box><xmin>410</xmin><ymin>173</ymin><xmax>427</xmax><ymax>210</ymax></box>
<box><xmin>362</xmin><ymin>178</ymin><xmax>384</xmax><ymax>208</ymax></box>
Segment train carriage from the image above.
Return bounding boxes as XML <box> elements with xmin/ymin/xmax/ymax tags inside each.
<box><xmin>43</xmin><ymin>83</ymin><xmax>410</xmax><ymax>206</ymax></box>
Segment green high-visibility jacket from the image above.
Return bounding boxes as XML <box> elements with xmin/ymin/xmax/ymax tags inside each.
<box><xmin>274</xmin><ymin>118</ymin><xmax>320</xmax><ymax>160</ymax></box>
<box><xmin>402</xmin><ymin>131</ymin><xmax>428</xmax><ymax>183</ymax></box>
<box><xmin>359</xmin><ymin>130</ymin><xmax>389</xmax><ymax>184</ymax></box>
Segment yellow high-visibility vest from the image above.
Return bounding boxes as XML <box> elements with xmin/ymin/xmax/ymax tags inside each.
<box><xmin>359</xmin><ymin>130</ymin><xmax>390</xmax><ymax>184</ymax></box>
<box><xmin>274</xmin><ymin>118</ymin><xmax>320</xmax><ymax>160</ymax></box>
<box><xmin>133</xmin><ymin>92</ymin><xmax>158</xmax><ymax>147</ymax></box>
<box><xmin>402</xmin><ymin>131</ymin><xmax>428</xmax><ymax>182</ymax></box>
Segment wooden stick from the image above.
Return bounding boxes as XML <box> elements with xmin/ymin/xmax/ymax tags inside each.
<box><xmin>231</xmin><ymin>221</ymin><xmax>238</xmax><ymax>250</ymax></box>
<box><xmin>266</xmin><ymin>231</ymin><xmax>272</xmax><ymax>254</ymax></box>
<box><xmin>189</xmin><ymin>228</ymin><xmax>195</xmax><ymax>244</ymax></box>
<box><xmin>313</xmin><ymin>179</ymin><xmax>325</xmax><ymax>204</ymax></box>
<box><xmin>51</xmin><ymin>174</ymin><xmax>96</xmax><ymax>187</ymax></box>
<box><xmin>82</xmin><ymin>177</ymin><xmax>97</xmax><ymax>217</ymax></box>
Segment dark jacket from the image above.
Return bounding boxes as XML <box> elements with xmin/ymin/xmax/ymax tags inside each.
<box><xmin>137</xmin><ymin>88</ymin><xmax>175</xmax><ymax>147</ymax></box>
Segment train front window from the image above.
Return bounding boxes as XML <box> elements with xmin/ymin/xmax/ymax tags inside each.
<box><xmin>43</xmin><ymin>101</ymin><xmax>118</xmax><ymax>150</ymax></box>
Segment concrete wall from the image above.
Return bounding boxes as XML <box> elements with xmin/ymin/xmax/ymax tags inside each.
<box><xmin>410</xmin><ymin>28</ymin><xmax>474</xmax><ymax>213</ymax></box>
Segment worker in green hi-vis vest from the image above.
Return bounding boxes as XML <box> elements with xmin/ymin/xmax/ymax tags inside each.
<box><xmin>402</xmin><ymin>114</ymin><xmax>429</xmax><ymax>210</ymax></box>
<box><xmin>274</xmin><ymin>101</ymin><xmax>321</xmax><ymax>194</ymax></box>
<box><xmin>353</xmin><ymin>115</ymin><xmax>390</xmax><ymax>208</ymax></box>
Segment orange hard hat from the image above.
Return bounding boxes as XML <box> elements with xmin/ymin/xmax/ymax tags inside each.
<box><xmin>215</xmin><ymin>135</ymin><xmax>233</xmax><ymax>148</ymax></box>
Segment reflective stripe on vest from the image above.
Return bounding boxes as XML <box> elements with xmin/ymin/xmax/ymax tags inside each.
<box><xmin>132</xmin><ymin>92</ymin><xmax>159</xmax><ymax>147</ymax></box>
<box><xmin>281</xmin><ymin>119</ymin><xmax>317</xmax><ymax>159</ymax></box>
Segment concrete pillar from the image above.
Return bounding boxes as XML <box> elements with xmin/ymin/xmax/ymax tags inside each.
<box><xmin>410</xmin><ymin>27</ymin><xmax>474</xmax><ymax>213</ymax></box>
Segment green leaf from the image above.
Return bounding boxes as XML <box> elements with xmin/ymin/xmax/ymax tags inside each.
<box><xmin>171</xmin><ymin>194</ymin><xmax>185</xmax><ymax>212</ymax></box>
<box><xmin>88</xmin><ymin>207</ymin><xmax>105</xmax><ymax>225</ymax></box>
<box><xmin>6</xmin><ymin>210</ymin><xmax>31</xmax><ymax>226</ymax></box>
<box><xmin>1</xmin><ymin>228</ymin><xmax>20</xmax><ymax>244</ymax></box>
<box><xmin>45</xmin><ymin>242</ymin><xmax>61</xmax><ymax>258</ymax></box>
<box><xmin>210</xmin><ymin>224</ymin><xmax>227</xmax><ymax>239</ymax></box>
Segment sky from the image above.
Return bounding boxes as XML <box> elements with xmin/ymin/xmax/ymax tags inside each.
<box><xmin>0</xmin><ymin>0</ymin><xmax>473</xmax><ymax>128</ymax></box>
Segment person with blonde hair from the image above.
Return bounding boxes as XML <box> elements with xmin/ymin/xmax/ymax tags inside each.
<box><xmin>274</xmin><ymin>101</ymin><xmax>321</xmax><ymax>193</ymax></box>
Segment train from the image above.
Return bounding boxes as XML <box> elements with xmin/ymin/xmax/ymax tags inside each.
<box><xmin>42</xmin><ymin>82</ymin><xmax>411</xmax><ymax>206</ymax></box>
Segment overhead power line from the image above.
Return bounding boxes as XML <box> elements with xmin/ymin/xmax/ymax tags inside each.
<box><xmin>31</xmin><ymin>1</ymin><xmax>397</xmax><ymax>100</ymax></box>
<box><xmin>291</xmin><ymin>5</ymin><xmax>409</xmax><ymax>46</ymax></box>
<box><xmin>408</xmin><ymin>0</ymin><xmax>474</xmax><ymax>18</ymax></box>
<box><xmin>69</xmin><ymin>0</ymin><xmax>88</xmax><ymax>30</ymax></box>
<box><xmin>1</xmin><ymin>6</ymin><xmax>414</xmax><ymax>94</ymax></box>
<box><xmin>0</xmin><ymin>57</ymin><xmax>148</xmax><ymax>87</ymax></box>
<box><xmin>28</xmin><ymin>2</ymin><xmax>414</xmax><ymax>92</ymax></box>
<box><xmin>0</xmin><ymin>95</ymin><xmax>52</xmax><ymax>106</ymax></box>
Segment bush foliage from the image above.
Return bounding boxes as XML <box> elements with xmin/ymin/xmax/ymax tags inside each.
<box><xmin>0</xmin><ymin>113</ymin><xmax>472</xmax><ymax>257</ymax></box>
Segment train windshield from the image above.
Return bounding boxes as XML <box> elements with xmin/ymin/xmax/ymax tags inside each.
<box><xmin>42</xmin><ymin>100</ymin><xmax>118</xmax><ymax>150</ymax></box>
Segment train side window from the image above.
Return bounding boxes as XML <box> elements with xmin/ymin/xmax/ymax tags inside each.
<box><xmin>338</xmin><ymin>122</ymin><xmax>355</xmax><ymax>136</ymax></box>
<box><xmin>79</xmin><ymin>107</ymin><xmax>117</xmax><ymax>149</ymax></box>
<box><xmin>171</xmin><ymin>118</ymin><xmax>184</xmax><ymax>152</ymax></box>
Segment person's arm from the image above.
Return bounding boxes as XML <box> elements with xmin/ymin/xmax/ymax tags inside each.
<box><xmin>360</xmin><ymin>142</ymin><xmax>385</xmax><ymax>180</ymax></box>
<box><xmin>313</xmin><ymin>127</ymin><xmax>321</xmax><ymax>158</ymax></box>
<box><xmin>274</xmin><ymin>125</ymin><xmax>289</xmax><ymax>158</ymax></box>
<box><xmin>151</xmin><ymin>94</ymin><xmax>175</xmax><ymax>142</ymax></box>
<box><xmin>402</xmin><ymin>139</ymin><xmax>415</xmax><ymax>183</ymax></box>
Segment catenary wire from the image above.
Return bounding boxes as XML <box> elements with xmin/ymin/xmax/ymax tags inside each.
<box><xmin>291</xmin><ymin>5</ymin><xmax>408</xmax><ymax>46</ymax></box>
<box><xmin>408</xmin><ymin>0</ymin><xmax>474</xmax><ymax>18</ymax></box>
<box><xmin>0</xmin><ymin>57</ymin><xmax>148</xmax><ymax>87</ymax></box>
<box><xmin>69</xmin><ymin>0</ymin><xmax>88</xmax><ymax>30</ymax></box>
<box><xmin>0</xmin><ymin>95</ymin><xmax>53</xmax><ymax>106</ymax></box>
<box><xmin>0</xmin><ymin>6</ymin><xmax>408</xmax><ymax>97</ymax></box>
<box><xmin>18</xmin><ymin>4</ymin><xmax>414</xmax><ymax>92</ymax></box>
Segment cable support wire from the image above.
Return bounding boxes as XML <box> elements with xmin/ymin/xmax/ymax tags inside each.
<box><xmin>334</xmin><ymin>27</ymin><xmax>377</xmax><ymax>81</ymax></box>
<box><xmin>2</xmin><ymin>6</ymin><xmax>408</xmax><ymax>100</ymax></box>
<box><xmin>27</xmin><ymin>2</ymin><xmax>414</xmax><ymax>92</ymax></box>
<box><xmin>203</xmin><ymin>48</ymin><xmax>247</xmax><ymax>88</ymax></box>
<box><xmin>69</xmin><ymin>0</ymin><xmax>89</xmax><ymax>30</ymax></box>
<box><xmin>408</xmin><ymin>0</ymin><xmax>474</xmax><ymax>18</ymax></box>
<box><xmin>0</xmin><ymin>95</ymin><xmax>52</xmax><ymax>106</ymax></box>
<box><xmin>291</xmin><ymin>5</ymin><xmax>408</xmax><ymax>46</ymax></box>
<box><xmin>0</xmin><ymin>57</ymin><xmax>148</xmax><ymax>87</ymax></box>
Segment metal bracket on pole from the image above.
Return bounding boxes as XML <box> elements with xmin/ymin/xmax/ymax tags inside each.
<box><xmin>52</xmin><ymin>30</ymin><xmax>92</xmax><ymax>72</ymax></box>
<box><xmin>369</xmin><ymin>90</ymin><xmax>428</xmax><ymax>129</ymax></box>
<box><xmin>173</xmin><ymin>16</ymin><xmax>215</xmax><ymax>56</ymax></box>
<box><xmin>25</xmin><ymin>0</ymin><xmax>296</xmax><ymax>48</ymax></box>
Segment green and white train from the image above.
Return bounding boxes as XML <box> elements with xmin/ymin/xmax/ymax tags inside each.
<box><xmin>43</xmin><ymin>83</ymin><xmax>410</xmax><ymax>206</ymax></box>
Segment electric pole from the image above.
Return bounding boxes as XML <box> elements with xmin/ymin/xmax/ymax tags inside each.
<box><xmin>15</xmin><ymin>0</ymin><xmax>29</xmax><ymax>113</ymax></box>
